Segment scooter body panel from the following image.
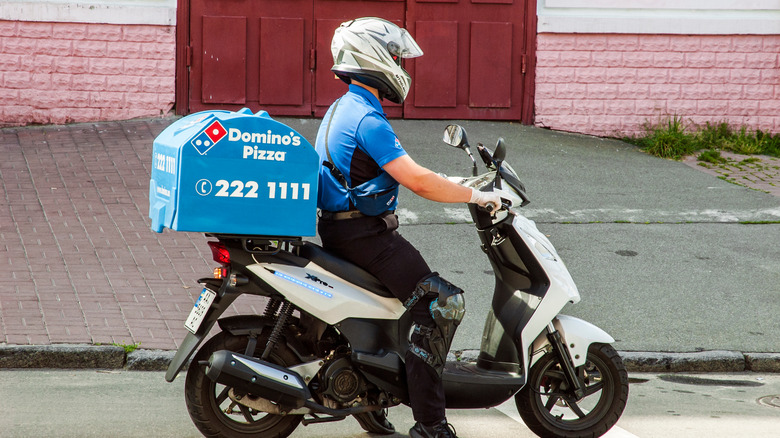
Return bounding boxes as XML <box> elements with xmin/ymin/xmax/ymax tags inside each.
<box><xmin>246</xmin><ymin>261</ymin><xmax>406</xmax><ymax>324</ymax></box>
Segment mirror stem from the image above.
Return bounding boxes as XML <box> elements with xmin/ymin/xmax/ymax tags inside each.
<box><xmin>464</xmin><ymin>146</ymin><xmax>477</xmax><ymax>176</ymax></box>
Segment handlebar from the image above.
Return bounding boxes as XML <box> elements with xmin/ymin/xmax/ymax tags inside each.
<box><xmin>484</xmin><ymin>200</ymin><xmax>512</xmax><ymax>214</ymax></box>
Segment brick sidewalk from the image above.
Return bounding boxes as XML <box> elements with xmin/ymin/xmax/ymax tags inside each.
<box><xmin>0</xmin><ymin>119</ymin><xmax>247</xmax><ymax>350</ymax></box>
<box><xmin>683</xmin><ymin>152</ymin><xmax>780</xmax><ymax>198</ymax></box>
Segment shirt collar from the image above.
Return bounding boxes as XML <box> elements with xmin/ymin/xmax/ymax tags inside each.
<box><xmin>348</xmin><ymin>84</ymin><xmax>384</xmax><ymax>113</ymax></box>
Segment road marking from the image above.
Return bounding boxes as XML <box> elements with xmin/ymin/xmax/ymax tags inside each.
<box><xmin>522</xmin><ymin>207</ymin><xmax>780</xmax><ymax>222</ymax></box>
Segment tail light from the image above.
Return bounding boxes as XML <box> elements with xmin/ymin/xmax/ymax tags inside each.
<box><xmin>208</xmin><ymin>241</ymin><xmax>230</xmax><ymax>266</ymax></box>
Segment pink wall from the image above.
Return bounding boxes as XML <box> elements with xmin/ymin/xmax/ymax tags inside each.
<box><xmin>0</xmin><ymin>20</ymin><xmax>175</xmax><ymax>126</ymax></box>
<box><xmin>534</xmin><ymin>33</ymin><xmax>780</xmax><ymax>137</ymax></box>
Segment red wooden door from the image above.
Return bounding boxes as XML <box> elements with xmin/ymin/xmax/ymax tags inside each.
<box><xmin>187</xmin><ymin>0</ymin><xmax>313</xmax><ymax>115</ymax></box>
<box><xmin>180</xmin><ymin>0</ymin><xmax>535</xmax><ymax>121</ymax></box>
<box><xmin>404</xmin><ymin>0</ymin><xmax>532</xmax><ymax>120</ymax></box>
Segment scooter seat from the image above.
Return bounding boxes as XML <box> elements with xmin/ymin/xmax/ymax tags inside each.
<box><xmin>299</xmin><ymin>242</ymin><xmax>395</xmax><ymax>299</ymax></box>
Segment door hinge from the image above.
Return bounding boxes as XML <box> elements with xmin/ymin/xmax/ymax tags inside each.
<box><xmin>309</xmin><ymin>48</ymin><xmax>316</xmax><ymax>70</ymax></box>
<box><xmin>186</xmin><ymin>46</ymin><xmax>193</xmax><ymax>67</ymax></box>
<box><xmin>521</xmin><ymin>54</ymin><xmax>527</xmax><ymax>75</ymax></box>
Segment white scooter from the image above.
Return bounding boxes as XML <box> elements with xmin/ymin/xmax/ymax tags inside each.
<box><xmin>165</xmin><ymin>125</ymin><xmax>629</xmax><ymax>438</ymax></box>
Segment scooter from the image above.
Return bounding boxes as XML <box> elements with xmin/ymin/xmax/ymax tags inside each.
<box><xmin>164</xmin><ymin>124</ymin><xmax>629</xmax><ymax>438</ymax></box>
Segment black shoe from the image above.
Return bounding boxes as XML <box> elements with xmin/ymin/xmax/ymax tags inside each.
<box><xmin>409</xmin><ymin>419</ymin><xmax>458</xmax><ymax>438</ymax></box>
<box><xmin>354</xmin><ymin>409</ymin><xmax>395</xmax><ymax>435</ymax></box>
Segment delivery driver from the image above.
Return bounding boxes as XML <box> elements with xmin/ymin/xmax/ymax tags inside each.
<box><xmin>315</xmin><ymin>17</ymin><xmax>501</xmax><ymax>438</ymax></box>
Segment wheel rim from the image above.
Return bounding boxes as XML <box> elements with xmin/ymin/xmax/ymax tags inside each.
<box><xmin>532</xmin><ymin>353</ymin><xmax>615</xmax><ymax>430</ymax></box>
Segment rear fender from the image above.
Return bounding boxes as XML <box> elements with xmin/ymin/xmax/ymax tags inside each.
<box><xmin>530</xmin><ymin>315</ymin><xmax>614</xmax><ymax>369</ymax></box>
<box><xmin>217</xmin><ymin>314</ymin><xmax>312</xmax><ymax>363</ymax></box>
<box><xmin>164</xmin><ymin>281</ymin><xmax>237</xmax><ymax>382</ymax></box>
<box><xmin>165</xmin><ymin>313</ymin><xmax>314</xmax><ymax>383</ymax></box>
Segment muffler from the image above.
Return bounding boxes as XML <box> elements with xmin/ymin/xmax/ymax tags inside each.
<box><xmin>205</xmin><ymin>350</ymin><xmax>311</xmax><ymax>409</ymax></box>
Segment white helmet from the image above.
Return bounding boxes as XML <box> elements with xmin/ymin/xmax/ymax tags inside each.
<box><xmin>331</xmin><ymin>17</ymin><xmax>423</xmax><ymax>104</ymax></box>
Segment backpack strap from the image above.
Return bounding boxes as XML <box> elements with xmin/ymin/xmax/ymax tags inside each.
<box><xmin>321</xmin><ymin>98</ymin><xmax>350</xmax><ymax>189</ymax></box>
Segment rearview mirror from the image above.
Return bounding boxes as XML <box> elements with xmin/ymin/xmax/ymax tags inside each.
<box><xmin>443</xmin><ymin>125</ymin><xmax>468</xmax><ymax>149</ymax></box>
<box><xmin>493</xmin><ymin>138</ymin><xmax>506</xmax><ymax>163</ymax></box>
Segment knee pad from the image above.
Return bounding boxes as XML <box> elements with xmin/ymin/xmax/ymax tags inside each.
<box><xmin>405</xmin><ymin>273</ymin><xmax>465</xmax><ymax>375</ymax></box>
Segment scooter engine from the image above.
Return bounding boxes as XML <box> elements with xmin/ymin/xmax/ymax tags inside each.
<box><xmin>319</xmin><ymin>356</ymin><xmax>368</xmax><ymax>405</ymax></box>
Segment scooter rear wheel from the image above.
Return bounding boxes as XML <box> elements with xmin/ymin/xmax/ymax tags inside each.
<box><xmin>184</xmin><ymin>331</ymin><xmax>303</xmax><ymax>438</ymax></box>
<box><xmin>515</xmin><ymin>343</ymin><xmax>628</xmax><ymax>438</ymax></box>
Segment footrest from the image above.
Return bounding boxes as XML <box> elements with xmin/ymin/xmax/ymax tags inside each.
<box><xmin>442</xmin><ymin>361</ymin><xmax>525</xmax><ymax>409</ymax></box>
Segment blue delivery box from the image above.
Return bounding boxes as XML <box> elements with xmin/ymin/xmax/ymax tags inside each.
<box><xmin>149</xmin><ymin>108</ymin><xmax>319</xmax><ymax>236</ymax></box>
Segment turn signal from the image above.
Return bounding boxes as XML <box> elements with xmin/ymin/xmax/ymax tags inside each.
<box><xmin>229</xmin><ymin>273</ymin><xmax>248</xmax><ymax>287</ymax></box>
<box><xmin>213</xmin><ymin>267</ymin><xmax>227</xmax><ymax>279</ymax></box>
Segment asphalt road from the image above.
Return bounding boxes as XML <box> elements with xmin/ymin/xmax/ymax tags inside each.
<box><xmin>0</xmin><ymin>370</ymin><xmax>778</xmax><ymax>437</ymax></box>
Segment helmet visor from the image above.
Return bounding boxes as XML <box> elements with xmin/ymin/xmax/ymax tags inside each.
<box><xmin>390</xmin><ymin>29</ymin><xmax>423</xmax><ymax>59</ymax></box>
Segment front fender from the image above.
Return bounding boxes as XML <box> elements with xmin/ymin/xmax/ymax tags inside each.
<box><xmin>531</xmin><ymin>315</ymin><xmax>614</xmax><ymax>368</ymax></box>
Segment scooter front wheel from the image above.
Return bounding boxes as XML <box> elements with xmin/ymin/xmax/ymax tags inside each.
<box><xmin>515</xmin><ymin>343</ymin><xmax>628</xmax><ymax>438</ymax></box>
<box><xmin>184</xmin><ymin>331</ymin><xmax>303</xmax><ymax>438</ymax></box>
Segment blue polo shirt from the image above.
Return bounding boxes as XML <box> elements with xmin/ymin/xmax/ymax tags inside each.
<box><xmin>315</xmin><ymin>85</ymin><xmax>407</xmax><ymax>213</ymax></box>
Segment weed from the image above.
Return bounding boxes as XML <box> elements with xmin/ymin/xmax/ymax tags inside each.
<box><xmin>624</xmin><ymin>115</ymin><xmax>696</xmax><ymax>159</ymax></box>
<box><xmin>739</xmin><ymin>157</ymin><xmax>761</xmax><ymax>165</ymax></box>
<box><xmin>698</xmin><ymin>149</ymin><xmax>726</xmax><ymax>164</ymax></box>
<box><xmin>113</xmin><ymin>342</ymin><xmax>141</xmax><ymax>354</ymax></box>
<box><xmin>623</xmin><ymin>115</ymin><xmax>780</xmax><ymax>160</ymax></box>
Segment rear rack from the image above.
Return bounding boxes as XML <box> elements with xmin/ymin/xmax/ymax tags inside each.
<box><xmin>206</xmin><ymin>234</ymin><xmax>304</xmax><ymax>255</ymax></box>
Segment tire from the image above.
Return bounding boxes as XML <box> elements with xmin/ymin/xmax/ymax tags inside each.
<box><xmin>515</xmin><ymin>343</ymin><xmax>628</xmax><ymax>438</ymax></box>
<box><xmin>184</xmin><ymin>331</ymin><xmax>303</xmax><ymax>438</ymax></box>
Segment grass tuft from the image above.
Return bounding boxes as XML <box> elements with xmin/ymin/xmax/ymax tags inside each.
<box><xmin>113</xmin><ymin>342</ymin><xmax>141</xmax><ymax>354</ymax></box>
<box><xmin>697</xmin><ymin>149</ymin><xmax>726</xmax><ymax>164</ymax></box>
<box><xmin>623</xmin><ymin>116</ymin><xmax>780</xmax><ymax>160</ymax></box>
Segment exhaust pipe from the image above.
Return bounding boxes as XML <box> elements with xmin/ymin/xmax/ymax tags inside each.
<box><xmin>205</xmin><ymin>350</ymin><xmax>311</xmax><ymax>409</ymax></box>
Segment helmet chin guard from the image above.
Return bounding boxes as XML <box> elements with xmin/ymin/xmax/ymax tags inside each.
<box><xmin>331</xmin><ymin>17</ymin><xmax>423</xmax><ymax>104</ymax></box>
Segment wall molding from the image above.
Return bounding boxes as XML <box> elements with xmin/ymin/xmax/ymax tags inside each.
<box><xmin>538</xmin><ymin>0</ymin><xmax>780</xmax><ymax>34</ymax></box>
<box><xmin>0</xmin><ymin>1</ymin><xmax>176</xmax><ymax>26</ymax></box>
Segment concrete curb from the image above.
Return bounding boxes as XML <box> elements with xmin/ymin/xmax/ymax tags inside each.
<box><xmin>1</xmin><ymin>345</ymin><xmax>779</xmax><ymax>373</ymax></box>
<box><xmin>0</xmin><ymin>344</ymin><xmax>126</xmax><ymax>369</ymax></box>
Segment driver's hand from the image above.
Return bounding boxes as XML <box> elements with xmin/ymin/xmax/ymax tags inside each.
<box><xmin>469</xmin><ymin>188</ymin><xmax>502</xmax><ymax>212</ymax></box>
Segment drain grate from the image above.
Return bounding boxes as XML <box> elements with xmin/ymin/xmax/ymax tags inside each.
<box><xmin>757</xmin><ymin>395</ymin><xmax>780</xmax><ymax>408</ymax></box>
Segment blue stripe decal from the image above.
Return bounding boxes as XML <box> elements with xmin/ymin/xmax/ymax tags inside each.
<box><xmin>273</xmin><ymin>271</ymin><xmax>333</xmax><ymax>298</ymax></box>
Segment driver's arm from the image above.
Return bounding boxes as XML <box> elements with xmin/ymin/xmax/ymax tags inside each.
<box><xmin>382</xmin><ymin>155</ymin><xmax>473</xmax><ymax>203</ymax></box>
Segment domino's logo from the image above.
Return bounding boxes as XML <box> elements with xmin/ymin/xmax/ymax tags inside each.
<box><xmin>191</xmin><ymin>120</ymin><xmax>227</xmax><ymax>155</ymax></box>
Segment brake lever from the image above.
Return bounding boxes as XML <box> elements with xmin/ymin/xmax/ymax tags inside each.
<box><xmin>476</xmin><ymin>144</ymin><xmax>496</xmax><ymax>170</ymax></box>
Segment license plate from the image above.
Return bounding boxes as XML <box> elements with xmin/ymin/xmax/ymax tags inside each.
<box><xmin>184</xmin><ymin>288</ymin><xmax>217</xmax><ymax>334</ymax></box>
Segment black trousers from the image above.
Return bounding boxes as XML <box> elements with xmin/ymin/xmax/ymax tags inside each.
<box><xmin>318</xmin><ymin>212</ymin><xmax>446</xmax><ymax>426</ymax></box>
